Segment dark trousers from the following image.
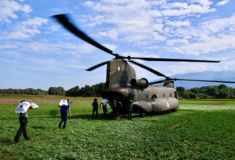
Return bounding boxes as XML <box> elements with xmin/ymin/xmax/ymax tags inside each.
<box><xmin>59</xmin><ymin>112</ymin><xmax>68</xmax><ymax>129</ymax></box>
<box><xmin>14</xmin><ymin>117</ymin><xmax>28</xmax><ymax>142</ymax></box>
<box><xmin>92</xmin><ymin>108</ymin><xmax>98</xmax><ymax>117</ymax></box>
<box><xmin>113</xmin><ymin>106</ymin><xmax>119</xmax><ymax>115</ymax></box>
<box><xmin>128</xmin><ymin>111</ymin><xmax>132</xmax><ymax>120</ymax></box>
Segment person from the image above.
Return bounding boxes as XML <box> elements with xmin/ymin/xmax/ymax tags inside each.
<box><xmin>59</xmin><ymin>99</ymin><xmax>71</xmax><ymax>129</ymax></box>
<box><xmin>112</xmin><ymin>96</ymin><xmax>123</xmax><ymax>116</ymax></box>
<box><xmin>92</xmin><ymin>98</ymin><xmax>99</xmax><ymax>117</ymax></box>
<box><xmin>127</xmin><ymin>93</ymin><xmax>135</xmax><ymax>120</ymax></box>
<box><xmin>14</xmin><ymin>100</ymin><xmax>33</xmax><ymax>144</ymax></box>
<box><xmin>100</xmin><ymin>102</ymin><xmax>108</xmax><ymax>116</ymax></box>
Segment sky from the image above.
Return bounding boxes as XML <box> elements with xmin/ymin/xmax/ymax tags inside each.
<box><xmin>0</xmin><ymin>0</ymin><xmax>235</xmax><ymax>90</ymax></box>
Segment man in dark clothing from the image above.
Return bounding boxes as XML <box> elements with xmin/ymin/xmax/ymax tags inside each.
<box><xmin>92</xmin><ymin>98</ymin><xmax>98</xmax><ymax>117</ymax></box>
<box><xmin>127</xmin><ymin>93</ymin><xmax>135</xmax><ymax>120</ymax></box>
<box><xmin>112</xmin><ymin>96</ymin><xmax>123</xmax><ymax>116</ymax></box>
<box><xmin>59</xmin><ymin>99</ymin><xmax>71</xmax><ymax>129</ymax></box>
<box><xmin>14</xmin><ymin>100</ymin><xmax>33</xmax><ymax>144</ymax></box>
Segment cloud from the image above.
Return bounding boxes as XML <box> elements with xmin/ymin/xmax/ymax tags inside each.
<box><xmin>0</xmin><ymin>44</ymin><xmax>17</xmax><ymax>49</ymax></box>
<box><xmin>215</xmin><ymin>0</ymin><xmax>230</xmax><ymax>6</ymax></box>
<box><xmin>0</xmin><ymin>0</ymin><xmax>32</xmax><ymax>22</ymax></box>
<box><xmin>121</xmin><ymin>51</ymin><xmax>159</xmax><ymax>64</ymax></box>
<box><xmin>121</xmin><ymin>52</ymin><xmax>159</xmax><ymax>58</ymax></box>
<box><xmin>82</xmin><ymin>0</ymin><xmax>216</xmax><ymax>46</ymax></box>
<box><xmin>21</xmin><ymin>17</ymin><xmax>48</xmax><ymax>26</ymax></box>
<box><xmin>0</xmin><ymin>17</ymin><xmax>48</xmax><ymax>39</ymax></box>
<box><xmin>166</xmin><ymin>14</ymin><xmax>235</xmax><ymax>55</ymax></box>
<box><xmin>103</xmin><ymin>43</ymin><xmax>117</xmax><ymax>50</ymax></box>
<box><xmin>0</xmin><ymin>58</ymin><xmax>21</xmax><ymax>64</ymax></box>
<box><xmin>165</xmin><ymin>20</ymin><xmax>191</xmax><ymax>27</ymax></box>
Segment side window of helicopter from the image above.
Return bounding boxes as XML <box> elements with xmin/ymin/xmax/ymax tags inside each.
<box><xmin>169</xmin><ymin>93</ymin><xmax>172</xmax><ymax>97</ymax></box>
<box><xmin>146</xmin><ymin>95</ymin><xmax>148</xmax><ymax>100</ymax></box>
<box><xmin>163</xmin><ymin>94</ymin><xmax>165</xmax><ymax>98</ymax></box>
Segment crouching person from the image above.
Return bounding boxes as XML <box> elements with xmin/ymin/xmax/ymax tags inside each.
<box><xmin>59</xmin><ymin>99</ymin><xmax>71</xmax><ymax>129</ymax></box>
<box><xmin>14</xmin><ymin>100</ymin><xmax>33</xmax><ymax>144</ymax></box>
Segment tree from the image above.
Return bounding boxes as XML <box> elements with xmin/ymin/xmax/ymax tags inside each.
<box><xmin>190</xmin><ymin>88</ymin><xmax>199</xmax><ymax>94</ymax></box>
<box><xmin>206</xmin><ymin>87</ymin><xmax>216</xmax><ymax>96</ymax></box>
<box><xmin>176</xmin><ymin>86</ymin><xmax>185</xmax><ymax>96</ymax></box>
<box><xmin>218</xmin><ymin>84</ymin><xmax>227</xmax><ymax>91</ymax></box>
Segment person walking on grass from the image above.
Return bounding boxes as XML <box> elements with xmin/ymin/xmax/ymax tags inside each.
<box><xmin>14</xmin><ymin>100</ymin><xmax>33</xmax><ymax>144</ymax></box>
<box><xmin>59</xmin><ymin>99</ymin><xmax>71</xmax><ymax>129</ymax></box>
<box><xmin>100</xmin><ymin>101</ymin><xmax>108</xmax><ymax>116</ymax></box>
<box><xmin>92</xmin><ymin>98</ymin><xmax>99</xmax><ymax>117</ymax></box>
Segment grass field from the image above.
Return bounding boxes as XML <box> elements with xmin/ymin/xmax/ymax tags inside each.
<box><xmin>0</xmin><ymin>96</ymin><xmax>235</xmax><ymax>159</ymax></box>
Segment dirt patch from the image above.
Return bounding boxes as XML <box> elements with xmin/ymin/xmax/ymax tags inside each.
<box><xmin>0</xmin><ymin>99</ymin><xmax>93</xmax><ymax>105</ymax></box>
<box><xmin>181</xmin><ymin>102</ymin><xmax>228</xmax><ymax>105</ymax></box>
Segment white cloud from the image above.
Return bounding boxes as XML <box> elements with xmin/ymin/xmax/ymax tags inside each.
<box><xmin>165</xmin><ymin>20</ymin><xmax>191</xmax><ymax>27</ymax></box>
<box><xmin>21</xmin><ymin>17</ymin><xmax>48</xmax><ymax>26</ymax></box>
<box><xmin>0</xmin><ymin>44</ymin><xmax>17</xmax><ymax>49</ymax></box>
<box><xmin>0</xmin><ymin>17</ymin><xmax>48</xmax><ymax>39</ymax></box>
<box><xmin>103</xmin><ymin>43</ymin><xmax>117</xmax><ymax>50</ymax></box>
<box><xmin>122</xmin><ymin>52</ymin><xmax>157</xmax><ymax>57</ymax></box>
<box><xmin>0</xmin><ymin>50</ymin><xmax>21</xmax><ymax>56</ymax></box>
<box><xmin>0</xmin><ymin>0</ymin><xmax>32</xmax><ymax>22</ymax></box>
<box><xmin>82</xmin><ymin>0</ymin><xmax>216</xmax><ymax>46</ymax></box>
<box><xmin>215</xmin><ymin>0</ymin><xmax>230</xmax><ymax>6</ymax></box>
<box><xmin>166</xmin><ymin>39</ymin><xmax>189</xmax><ymax>46</ymax></box>
<box><xmin>166</xmin><ymin>14</ymin><xmax>235</xmax><ymax>55</ymax></box>
<box><xmin>0</xmin><ymin>58</ymin><xmax>21</xmax><ymax>64</ymax></box>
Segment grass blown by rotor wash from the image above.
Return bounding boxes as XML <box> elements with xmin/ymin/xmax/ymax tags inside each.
<box><xmin>0</xmin><ymin>100</ymin><xmax>235</xmax><ymax>159</ymax></box>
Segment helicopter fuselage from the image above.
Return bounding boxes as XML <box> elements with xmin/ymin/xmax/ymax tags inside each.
<box><xmin>100</xmin><ymin>59</ymin><xmax>179</xmax><ymax>114</ymax></box>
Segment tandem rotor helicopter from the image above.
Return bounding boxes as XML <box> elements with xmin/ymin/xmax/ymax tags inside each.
<box><xmin>53</xmin><ymin>14</ymin><xmax>235</xmax><ymax>117</ymax></box>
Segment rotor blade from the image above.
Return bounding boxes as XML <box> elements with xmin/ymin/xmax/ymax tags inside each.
<box><xmin>174</xmin><ymin>78</ymin><xmax>235</xmax><ymax>83</ymax></box>
<box><xmin>129</xmin><ymin>60</ymin><xmax>167</xmax><ymax>78</ymax></box>
<box><xmin>130</xmin><ymin>57</ymin><xmax>220</xmax><ymax>63</ymax></box>
<box><xmin>149</xmin><ymin>80</ymin><xmax>165</xmax><ymax>85</ymax></box>
<box><xmin>52</xmin><ymin>14</ymin><xmax>115</xmax><ymax>56</ymax></box>
<box><xmin>86</xmin><ymin>61</ymin><xmax>109</xmax><ymax>71</ymax></box>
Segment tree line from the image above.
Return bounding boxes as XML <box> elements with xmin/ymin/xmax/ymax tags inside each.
<box><xmin>1</xmin><ymin>83</ymin><xmax>235</xmax><ymax>99</ymax></box>
<box><xmin>176</xmin><ymin>84</ymin><xmax>235</xmax><ymax>99</ymax></box>
<box><xmin>0</xmin><ymin>88</ymin><xmax>47</xmax><ymax>95</ymax></box>
<box><xmin>0</xmin><ymin>82</ymin><xmax>106</xmax><ymax>97</ymax></box>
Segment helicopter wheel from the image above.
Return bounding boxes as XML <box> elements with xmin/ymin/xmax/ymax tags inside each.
<box><xmin>171</xmin><ymin>109</ymin><xmax>176</xmax><ymax>112</ymax></box>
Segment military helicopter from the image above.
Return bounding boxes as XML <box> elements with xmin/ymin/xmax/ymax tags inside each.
<box><xmin>53</xmin><ymin>14</ymin><xmax>235</xmax><ymax>117</ymax></box>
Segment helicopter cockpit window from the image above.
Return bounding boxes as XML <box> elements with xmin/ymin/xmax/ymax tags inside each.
<box><xmin>163</xmin><ymin>94</ymin><xmax>165</xmax><ymax>98</ymax></box>
<box><xmin>118</xmin><ymin>66</ymin><xmax>120</xmax><ymax>71</ymax></box>
<box><xmin>169</xmin><ymin>94</ymin><xmax>172</xmax><ymax>97</ymax></box>
<box><xmin>146</xmin><ymin>95</ymin><xmax>148</xmax><ymax>100</ymax></box>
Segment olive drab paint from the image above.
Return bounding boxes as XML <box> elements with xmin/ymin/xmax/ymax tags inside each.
<box><xmin>100</xmin><ymin>59</ymin><xmax>179</xmax><ymax>114</ymax></box>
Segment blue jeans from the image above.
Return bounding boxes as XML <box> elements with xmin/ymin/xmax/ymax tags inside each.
<box><xmin>102</xmin><ymin>107</ymin><xmax>107</xmax><ymax>115</ymax></box>
<box><xmin>59</xmin><ymin>112</ymin><xmax>67</xmax><ymax>129</ymax></box>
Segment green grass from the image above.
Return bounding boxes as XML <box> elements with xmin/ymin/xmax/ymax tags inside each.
<box><xmin>0</xmin><ymin>100</ymin><xmax>235</xmax><ymax>159</ymax></box>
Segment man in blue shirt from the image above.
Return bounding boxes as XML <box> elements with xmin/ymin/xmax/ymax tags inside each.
<box><xmin>59</xmin><ymin>99</ymin><xmax>71</xmax><ymax>129</ymax></box>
